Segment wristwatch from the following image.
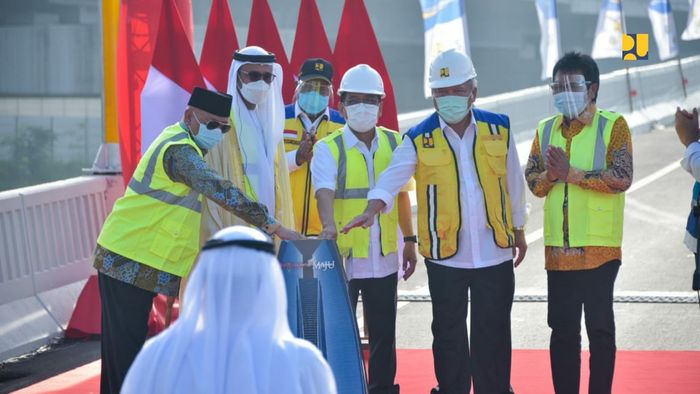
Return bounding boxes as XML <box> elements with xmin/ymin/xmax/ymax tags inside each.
<box><xmin>512</xmin><ymin>226</ymin><xmax>525</xmax><ymax>232</ymax></box>
<box><xmin>403</xmin><ymin>235</ymin><xmax>418</xmax><ymax>243</ymax></box>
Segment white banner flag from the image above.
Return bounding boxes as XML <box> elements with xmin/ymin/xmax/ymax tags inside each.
<box><xmin>536</xmin><ymin>0</ymin><xmax>561</xmax><ymax>80</ymax></box>
<box><xmin>592</xmin><ymin>0</ymin><xmax>625</xmax><ymax>59</ymax></box>
<box><xmin>420</xmin><ymin>0</ymin><xmax>470</xmax><ymax>97</ymax></box>
<box><xmin>648</xmin><ymin>0</ymin><xmax>679</xmax><ymax>60</ymax></box>
<box><xmin>682</xmin><ymin>0</ymin><xmax>700</xmax><ymax>40</ymax></box>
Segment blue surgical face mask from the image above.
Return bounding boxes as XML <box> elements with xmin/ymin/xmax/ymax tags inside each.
<box><xmin>553</xmin><ymin>91</ymin><xmax>587</xmax><ymax>119</ymax></box>
<box><xmin>188</xmin><ymin>114</ymin><xmax>224</xmax><ymax>150</ymax></box>
<box><xmin>298</xmin><ymin>91</ymin><xmax>329</xmax><ymax>115</ymax></box>
<box><xmin>435</xmin><ymin>95</ymin><xmax>470</xmax><ymax>124</ymax></box>
<box><xmin>193</xmin><ymin>126</ymin><xmax>223</xmax><ymax>150</ymax></box>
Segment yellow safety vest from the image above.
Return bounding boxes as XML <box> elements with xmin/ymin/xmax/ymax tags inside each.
<box><xmin>408</xmin><ymin>109</ymin><xmax>515</xmax><ymax>260</ymax></box>
<box><xmin>321</xmin><ymin>127</ymin><xmax>400</xmax><ymax>259</ymax></box>
<box><xmin>97</xmin><ymin>123</ymin><xmax>204</xmax><ymax>277</ymax></box>
<box><xmin>539</xmin><ymin>109</ymin><xmax>625</xmax><ymax>247</ymax></box>
<box><xmin>283</xmin><ymin>105</ymin><xmax>345</xmax><ymax>235</ymax></box>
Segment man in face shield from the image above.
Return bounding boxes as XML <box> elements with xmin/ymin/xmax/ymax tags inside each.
<box><xmin>525</xmin><ymin>51</ymin><xmax>633</xmax><ymax>394</ymax></box>
<box><xmin>122</xmin><ymin>226</ymin><xmax>336</xmax><ymax>394</ymax></box>
<box><xmin>284</xmin><ymin>58</ymin><xmax>345</xmax><ymax>236</ymax></box>
<box><xmin>94</xmin><ymin>87</ymin><xmax>300</xmax><ymax>394</ymax></box>
<box><xmin>343</xmin><ymin>50</ymin><xmax>528</xmax><ymax>394</ymax></box>
<box><xmin>202</xmin><ymin>46</ymin><xmax>295</xmax><ymax>241</ymax></box>
<box><xmin>311</xmin><ymin>64</ymin><xmax>416</xmax><ymax>394</ymax></box>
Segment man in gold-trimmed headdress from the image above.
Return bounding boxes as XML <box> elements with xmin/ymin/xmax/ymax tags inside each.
<box><xmin>202</xmin><ymin>46</ymin><xmax>295</xmax><ymax>241</ymax></box>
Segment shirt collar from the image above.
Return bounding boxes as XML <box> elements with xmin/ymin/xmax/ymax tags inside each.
<box><xmin>342</xmin><ymin>124</ymin><xmax>378</xmax><ymax>150</ymax></box>
<box><xmin>295</xmin><ymin>102</ymin><xmax>329</xmax><ymax>128</ymax></box>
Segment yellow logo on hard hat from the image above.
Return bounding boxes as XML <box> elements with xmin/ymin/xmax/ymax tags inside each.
<box><xmin>622</xmin><ymin>33</ymin><xmax>648</xmax><ymax>60</ymax></box>
<box><xmin>315</xmin><ymin>63</ymin><xmax>325</xmax><ymax>71</ymax></box>
<box><xmin>439</xmin><ymin>67</ymin><xmax>450</xmax><ymax>78</ymax></box>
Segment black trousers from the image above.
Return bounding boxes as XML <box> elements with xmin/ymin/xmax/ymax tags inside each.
<box><xmin>98</xmin><ymin>272</ymin><xmax>156</xmax><ymax>394</ymax></box>
<box><xmin>547</xmin><ymin>260</ymin><xmax>620</xmax><ymax>394</ymax></box>
<box><xmin>426</xmin><ymin>260</ymin><xmax>515</xmax><ymax>394</ymax></box>
<box><xmin>349</xmin><ymin>273</ymin><xmax>400</xmax><ymax>394</ymax></box>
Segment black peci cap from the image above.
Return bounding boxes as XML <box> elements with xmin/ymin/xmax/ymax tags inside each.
<box><xmin>298</xmin><ymin>58</ymin><xmax>333</xmax><ymax>84</ymax></box>
<box><xmin>188</xmin><ymin>87</ymin><xmax>232</xmax><ymax>117</ymax></box>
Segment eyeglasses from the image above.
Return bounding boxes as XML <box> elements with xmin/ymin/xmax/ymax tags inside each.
<box><xmin>343</xmin><ymin>96</ymin><xmax>381</xmax><ymax>106</ymax></box>
<box><xmin>240</xmin><ymin>70</ymin><xmax>276</xmax><ymax>84</ymax></box>
<box><xmin>193</xmin><ymin>112</ymin><xmax>231</xmax><ymax>134</ymax></box>
<box><xmin>549</xmin><ymin>81</ymin><xmax>590</xmax><ymax>94</ymax></box>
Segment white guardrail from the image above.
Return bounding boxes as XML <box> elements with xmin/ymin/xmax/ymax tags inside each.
<box><xmin>0</xmin><ymin>175</ymin><xmax>123</xmax><ymax>361</ymax></box>
<box><xmin>0</xmin><ymin>55</ymin><xmax>698</xmax><ymax>362</ymax></box>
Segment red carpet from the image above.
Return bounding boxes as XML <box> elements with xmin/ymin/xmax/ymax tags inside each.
<box><xmin>14</xmin><ymin>350</ymin><xmax>700</xmax><ymax>393</ymax></box>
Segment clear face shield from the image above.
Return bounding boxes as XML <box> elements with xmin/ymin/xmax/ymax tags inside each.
<box><xmin>549</xmin><ymin>74</ymin><xmax>590</xmax><ymax>120</ymax></box>
<box><xmin>295</xmin><ymin>79</ymin><xmax>333</xmax><ymax>117</ymax></box>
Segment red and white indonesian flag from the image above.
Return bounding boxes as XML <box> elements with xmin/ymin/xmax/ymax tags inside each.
<box><xmin>140</xmin><ymin>0</ymin><xmax>205</xmax><ymax>154</ymax></box>
<box><xmin>200</xmin><ymin>0</ymin><xmax>239</xmax><ymax>92</ymax></box>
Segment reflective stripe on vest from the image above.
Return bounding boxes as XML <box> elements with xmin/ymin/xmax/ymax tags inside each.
<box><xmin>128</xmin><ymin>133</ymin><xmax>202</xmax><ymax>213</ymax></box>
<box><xmin>333</xmin><ymin>128</ymin><xmax>398</xmax><ymax>200</ymax></box>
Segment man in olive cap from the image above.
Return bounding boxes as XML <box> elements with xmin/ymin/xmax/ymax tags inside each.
<box><xmin>283</xmin><ymin>58</ymin><xmax>345</xmax><ymax>235</ymax></box>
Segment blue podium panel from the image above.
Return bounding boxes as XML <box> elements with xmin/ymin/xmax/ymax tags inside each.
<box><xmin>278</xmin><ymin>240</ymin><xmax>367</xmax><ymax>394</ymax></box>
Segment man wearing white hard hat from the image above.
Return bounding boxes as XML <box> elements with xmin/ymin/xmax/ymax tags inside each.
<box><xmin>311</xmin><ymin>64</ymin><xmax>416</xmax><ymax>394</ymax></box>
<box><xmin>202</xmin><ymin>46</ymin><xmax>295</xmax><ymax>242</ymax></box>
<box><xmin>123</xmin><ymin>226</ymin><xmax>336</xmax><ymax>394</ymax></box>
<box><xmin>343</xmin><ymin>50</ymin><xmax>527</xmax><ymax>393</ymax></box>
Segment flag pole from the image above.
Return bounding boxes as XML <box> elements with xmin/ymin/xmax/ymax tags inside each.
<box><xmin>90</xmin><ymin>0</ymin><xmax>122</xmax><ymax>174</ymax></box>
<box><xmin>621</xmin><ymin>0</ymin><xmax>634</xmax><ymax>113</ymax></box>
<box><xmin>624</xmin><ymin>67</ymin><xmax>634</xmax><ymax>112</ymax></box>
<box><xmin>677</xmin><ymin>57</ymin><xmax>688</xmax><ymax>99</ymax></box>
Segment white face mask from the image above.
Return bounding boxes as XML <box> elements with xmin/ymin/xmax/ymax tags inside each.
<box><xmin>239</xmin><ymin>79</ymin><xmax>270</xmax><ymax>105</ymax></box>
<box><xmin>344</xmin><ymin>104</ymin><xmax>379</xmax><ymax>133</ymax></box>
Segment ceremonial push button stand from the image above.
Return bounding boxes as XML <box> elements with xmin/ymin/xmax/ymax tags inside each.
<box><xmin>278</xmin><ymin>239</ymin><xmax>368</xmax><ymax>394</ymax></box>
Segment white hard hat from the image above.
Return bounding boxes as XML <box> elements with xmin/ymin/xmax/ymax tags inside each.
<box><xmin>338</xmin><ymin>64</ymin><xmax>385</xmax><ymax>97</ymax></box>
<box><xmin>429</xmin><ymin>48</ymin><xmax>477</xmax><ymax>89</ymax></box>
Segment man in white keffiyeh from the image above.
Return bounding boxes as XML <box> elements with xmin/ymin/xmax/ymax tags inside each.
<box><xmin>123</xmin><ymin>226</ymin><xmax>336</xmax><ymax>394</ymax></box>
<box><xmin>201</xmin><ymin>46</ymin><xmax>295</xmax><ymax>243</ymax></box>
